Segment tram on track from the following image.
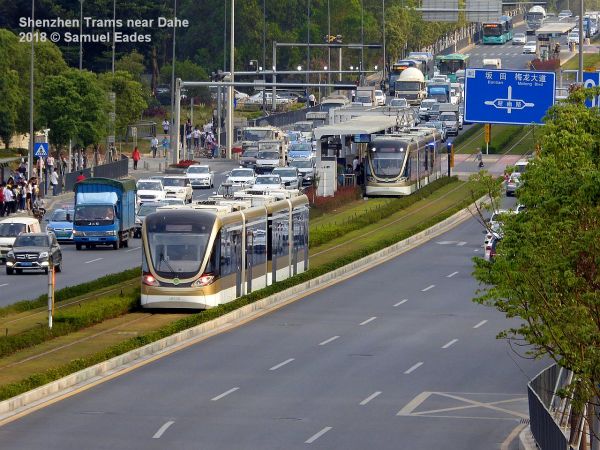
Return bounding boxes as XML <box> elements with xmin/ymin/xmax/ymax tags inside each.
<box><xmin>365</xmin><ymin>128</ymin><xmax>443</xmax><ymax>196</ymax></box>
<box><xmin>140</xmin><ymin>191</ymin><xmax>309</xmax><ymax>309</ymax></box>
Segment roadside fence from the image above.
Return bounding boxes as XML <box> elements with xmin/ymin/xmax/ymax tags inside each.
<box><xmin>252</xmin><ymin>105</ymin><xmax>322</xmax><ymax>129</ymax></box>
<box><xmin>62</xmin><ymin>155</ymin><xmax>129</xmax><ymax>192</ymax></box>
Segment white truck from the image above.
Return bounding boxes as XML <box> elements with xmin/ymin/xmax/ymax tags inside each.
<box><xmin>482</xmin><ymin>58</ymin><xmax>502</xmax><ymax>70</ymax></box>
<box><xmin>394</xmin><ymin>67</ymin><xmax>427</xmax><ymax>105</ymax></box>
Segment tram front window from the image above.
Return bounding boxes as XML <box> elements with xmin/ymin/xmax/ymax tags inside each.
<box><xmin>370</xmin><ymin>144</ymin><xmax>407</xmax><ymax>178</ymax></box>
<box><xmin>145</xmin><ymin>211</ymin><xmax>215</xmax><ymax>279</ymax></box>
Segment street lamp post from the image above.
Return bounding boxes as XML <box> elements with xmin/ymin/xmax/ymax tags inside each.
<box><xmin>382</xmin><ymin>0</ymin><xmax>386</xmax><ymax>82</ymax></box>
<box><xmin>28</xmin><ymin>0</ymin><xmax>35</xmax><ymax>181</ymax></box>
<box><xmin>262</xmin><ymin>0</ymin><xmax>267</xmax><ymax>112</ymax></box>
<box><xmin>170</xmin><ymin>0</ymin><xmax>178</xmax><ymax>164</ymax></box>
<box><xmin>111</xmin><ymin>0</ymin><xmax>116</xmax><ymax>73</ymax></box>
<box><xmin>79</xmin><ymin>0</ymin><xmax>83</xmax><ymax>70</ymax></box>
<box><xmin>226</xmin><ymin>0</ymin><xmax>234</xmax><ymax>159</ymax></box>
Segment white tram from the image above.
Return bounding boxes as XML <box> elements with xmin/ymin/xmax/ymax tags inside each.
<box><xmin>140</xmin><ymin>190</ymin><xmax>309</xmax><ymax>309</ymax></box>
<box><xmin>365</xmin><ymin>128</ymin><xmax>444</xmax><ymax>196</ymax></box>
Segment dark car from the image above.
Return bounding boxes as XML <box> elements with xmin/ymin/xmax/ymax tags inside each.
<box><xmin>5</xmin><ymin>232</ymin><xmax>62</xmax><ymax>275</ymax></box>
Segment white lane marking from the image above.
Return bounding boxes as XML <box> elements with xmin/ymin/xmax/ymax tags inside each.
<box><xmin>211</xmin><ymin>387</ymin><xmax>239</xmax><ymax>401</ymax></box>
<box><xmin>305</xmin><ymin>426</ymin><xmax>333</xmax><ymax>444</ymax></box>
<box><xmin>0</xmin><ymin>283</ymin><xmax>8</xmax><ymax>287</ymax></box>
<box><xmin>473</xmin><ymin>320</ymin><xmax>488</xmax><ymax>329</ymax></box>
<box><xmin>269</xmin><ymin>358</ymin><xmax>295</xmax><ymax>371</ymax></box>
<box><xmin>394</xmin><ymin>299</ymin><xmax>408</xmax><ymax>307</ymax></box>
<box><xmin>359</xmin><ymin>391</ymin><xmax>382</xmax><ymax>405</ymax></box>
<box><xmin>474</xmin><ymin>248</ymin><xmax>480</xmax><ymax>252</ymax></box>
<box><xmin>152</xmin><ymin>420</ymin><xmax>175</xmax><ymax>439</ymax></box>
<box><xmin>421</xmin><ymin>284</ymin><xmax>435</xmax><ymax>292</ymax></box>
<box><xmin>84</xmin><ymin>258</ymin><xmax>103</xmax><ymax>264</ymax></box>
<box><xmin>457</xmin><ymin>241</ymin><xmax>467</xmax><ymax>246</ymax></box>
<box><xmin>404</xmin><ymin>362</ymin><xmax>424</xmax><ymax>374</ymax></box>
<box><xmin>442</xmin><ymin>339</ymin><xmax>459</xmax><ymax>349</ymax></box>
<box><xmin>319</xmin><ymin>336</ymin><xmax>340</xmax><ymax>346</ymax></box>
<box><xmin>359</xmin><ymin>316</ymin><xmax>377</xmax><ymax>326</ymax></box>
<box><xmin>125</xmin><ymin>247</ymin><xmax>140</xmax><ymax>253</ymax></box>
<box><xmin>446</xmin><ymin>271</ymin><xmax>459</xmax><ymax>278</ymax></box>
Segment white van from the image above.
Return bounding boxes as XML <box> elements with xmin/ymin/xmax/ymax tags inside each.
<box><xmin>0</xmin><ymin>217</ymin><xmax>42</xmax><ymax>262</ymax></box>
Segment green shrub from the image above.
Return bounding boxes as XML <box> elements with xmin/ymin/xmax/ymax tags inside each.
<box><xmin>452</xmin><ymin>123</ymin><xmax>483</xmax><ymax>147</ymax></box>
<box><xmin>0</xmin><ymin>291</ymin><xmax>139</xmax><ymax>359</ymax></box>
<box><xmin>0</xmin><ymin>189</ymin><xmax>487</xmax><ymax>402</ymax></box>
<box><xmin>310</xmin><ymin>176</ymin><xmax>458</xmax><ymax>248</ymax></box>
<box><xmin>0</xmin><ymin>267</ymin><xmax>141</xmax><ymax>318</ymax></box>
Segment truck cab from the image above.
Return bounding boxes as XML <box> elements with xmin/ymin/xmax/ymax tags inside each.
<box><xmin>395</xmin><ymin>67</ymin><xmax>426</xmax><ymax>105</ymax></box>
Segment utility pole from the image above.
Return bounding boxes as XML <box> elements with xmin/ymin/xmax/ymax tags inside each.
<box><xmin>170</xmin><ymin>0</ymin><xmax>177</xmax><ymax>165</ymax></box>
<box><xmin>327</xmin><ymin>0</ymin><xmax>331</xmax><ymax>90</ymax></box>
<box><xmin>79</xmin><ymin>0</ymin><xmax>83</xmax><ymax>69</ymax></box>
<box><xmin>307</xmin><ymin>0</ymin><xmax>311</xmax><ymax>85</ymax></box>
<box><xmin>28</xmin><ymin>0</ymin><xmax>34</xmax><ymax>182</ymax></box>
<box><xmin>382</xmin><ymin>0</ymin><xmax>386</xmax><ymax>82</ymax></box>
<box><xmin>262</xmin><ymin>0</ymin><xmax>267</xmax><ymax>112</ymax></box>
<box><xmin>578</xmin><ymin>0</ymin><xmax>584</xmax><ymax>82</ymax></box>
<box><xmin>226</xmin><ymin>0</ymin><xmax>234</xmax><ymax>159</ymax></box>
<box><xmin>111</xmin><ymin>0</ymin><xmax>116</xmax><ymax>73</ymax></box>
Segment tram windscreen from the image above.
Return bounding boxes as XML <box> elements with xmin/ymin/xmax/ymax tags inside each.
<box><xmin>145</xmin><ymin>210</ymin><xmax>215</xmax><ymax>279</ymax></box>
<box><xmin>370</xmin><ymin>142</ymin><xmax>408</xmax><ymax>178</ymax></box>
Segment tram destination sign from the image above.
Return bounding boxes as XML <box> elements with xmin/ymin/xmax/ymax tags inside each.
<box><xmin>464</xmin><ymin>68</ymin><xmax>555</xmax><ymax>125</ymax></box>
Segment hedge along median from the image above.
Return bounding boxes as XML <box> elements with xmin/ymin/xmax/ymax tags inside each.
<box><xmin>0</xmin><ymin>183</ymin><xmax>487</xmax><ymax>403</ymax></box>
<box><xmin>0</xmin><ymin>290</ymin><xmax>139</xmax><ymax>360</ymax></box>
<box><xmin>0</xmin><ymin>267</ymin><xmax>141</xmax><ymax>319</ymax></box>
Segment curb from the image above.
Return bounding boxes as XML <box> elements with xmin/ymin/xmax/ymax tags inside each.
<box><xmin>0</xmin><ymin>196</ymin><xmax>484</xmax><ymax>423</ymax></box>
<box><xmin>518</xmin><ymin>426</ymin><xmax>538</xmax><ymax>450</ymax></box>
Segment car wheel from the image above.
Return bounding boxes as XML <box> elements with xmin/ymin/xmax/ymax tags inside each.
<box><xmin>16</xmin><ymin>269</ymin><xmax>22</xmax><ymax>275</ymax></box>
<box><xmin>123</xmin><ymin>239</ymin><xmax>129</xmax><ymax>248</ymax></box>
<box><xmin>44</xmin><ymin>268</ymin><xmax>49</xmax><ymax>274</ymax></box>
<box><xmin>113</xmin><ymin>242</ymin><xmax>119</xmax><ymax>250</ymax></box>
<box><xmin>76</xmin><ymin>243</ymin><xmax>82</xmax><ymax>250</ymax></box>
<box><xmin>6</xmin><ymin>267</ymin><xmax>13</xmax><ymax>275</ymax></box>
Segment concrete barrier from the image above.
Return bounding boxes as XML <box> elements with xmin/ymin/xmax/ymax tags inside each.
<box><xmin>0</xmin><ymin>197</ymin><xmax>485</xmax><ymax>423</ymax></box>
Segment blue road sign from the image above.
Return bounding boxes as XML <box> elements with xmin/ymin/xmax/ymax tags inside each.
<box><xmin>33</xmin><ymin>142</ymin><xmax>49</xmax><ymax>158</ymax></box>
<box><xmin>464</xmin><ymin>69</ymin><xmax>555</xmax><ymax>125</ymax></box>
<box><xmin>583</xmin><ymin>72</ymin><xmax>600</xmax><ymax>108</ymax></box>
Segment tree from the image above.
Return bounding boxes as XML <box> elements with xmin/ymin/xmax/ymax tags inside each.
<box><xmin>38</xmin><ymin>69</ymin><xmax>107</xmax><ymax>151</ymax></box>
<box><xmin>160</xmin><ymin>60</ymin><xmax>210</xmax><ymax>103</ymax></box>
<box><xmin>0</xmin><ymin>68</ymin><xmax>20</xmax><ymax>148</ymax></box>
<box><xmin>115</xmin><ymin>50</ymin><xmax>146</xmax><ymax>84</ymax></box>
<box><xmin>471</xmin><ymin>87</ymin><xmax>600</xmax><ymax>439</ymax></box>
<box><xmin>99</xmin><ymin>70</ymin><xmax>147</xmax><ymax>139</ymax></box>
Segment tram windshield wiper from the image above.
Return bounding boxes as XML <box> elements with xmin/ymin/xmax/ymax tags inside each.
<box><xmin>159</xmin><ymin>252</ymin><xmax>176</xmax><ymax>273</ymax></box>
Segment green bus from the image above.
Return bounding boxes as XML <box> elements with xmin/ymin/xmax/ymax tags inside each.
<box><xmin>434</xmin><ymin>54</ymin><xmax>469</xmax><ymax>82</ymax></box>
<box><xmin>482</xmin><ymin>16</ymin><xmax>514</xmax><ymax>44</ymax></box>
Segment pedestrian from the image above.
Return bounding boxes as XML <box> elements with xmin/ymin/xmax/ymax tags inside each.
<box><xmin>76</xmin><ymin>171</ymin><xmax>86</xmax><ymax>183</ymax></box>
<box><xmin>151</xmin><ymin>135</ymin><xmax>159</xmax><ymax>158</ymax></box>
<box><xmin>162</xmin><ymin>118</ymin><xmax>170</xmax><ymax>135</ymax></box>
<box><xmin>46</xmin><ymin>153</ymin><xmax>55</xmax><ymax>177</ymax></box>
<box><xmin>18</xmin><ymin>159</ymin><xmax>27</xmax><ymax>179</ymax></box>
<box><xmin>0</xmin><ymin>182</ymin><xmax>5</xmax><ymax>217</ymax></box>
<box><xmin>351</xmin><ymin>89</ymin><xmax>356</xmax><ymax>102</ymax></box>
<box><xmin>476</xmin><ymin>148</ymin><xmax>484</xmax><ymax>168</ymax></box>
<box><xmin>352</xmin><ymin>156</ymin><xmax>359</xmax><ymax>172</ymax></box>
<box><xmin>50</xmin><ymin>168</ymin><xmax>59</xmax><ymax>196</ymax></box>
<box><xmin>192</xmin><ymin>127</ymin><xmax>200</xmax><ymax>151</ymax></box>
<box><xmin>161</xmin><ymin>136</ymin><xmax>169</xmax><ymax>158</ymax></box>
<box><xmin>25</xmin><ymin>180</ymin><xmax>32</xmax><ymax>212</ymax></box>
<box><xmin>308</xmin><ymin>93</ymin><xmax>316</xmax><ymax>107</ymax></box>
<box><xmin>132</xmin><ymin>146</ymin><xmax>141</xmax><ymax>170</ymax></box>
<box><xmin>3</xmin><ymin>182</ymin><xmax>15</xmax><ymax>216</ymax></box>
<box><xmin>78</xmin><ymin>151</ymin><xmax>84</xmax><ymax>170</ymax></box>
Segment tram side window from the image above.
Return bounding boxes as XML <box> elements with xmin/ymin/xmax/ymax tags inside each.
<box><xmin>429</xmin><ymin>147</ymin><xmax>435</xmax><ymax>170</ymax></box>
<box><xmin>220</xmin><ymin>227</ymin><xmax>234</xmax><ymax>276</ymax></box>
<box><xmin>424</xmin><ymin>148</ymin><xmax>429</xmax><ymax>171</ymax></box>
<box><xmin>292</xmin><ymin>207</ymin><xmax>308</xmax><ymax>250</ymax></box>
<box><xmin>272</xmin><ymin>212</ymin><xmax>289</xmax><ymax>259</ymax></box>
<box><xmin>247</xmin><ymin>219</ymin><xmax>267</xmax><ymax>267</ymax></box>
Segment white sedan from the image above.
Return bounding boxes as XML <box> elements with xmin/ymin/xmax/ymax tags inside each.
<box><xmin>374</xmin><ymin>90</ymin><xmax>386</xmax><ymax>106</ymax></box>
<box><xmin>512</xmin><ymin>33</ymin><xmax>526</xmax><ymax>45</ymax></box>
<box><xmin>185</xmin><ymin>164</ymin><xmax>214</xmax><ymax>189</ymax></box>
<box><xmin>250</xmin><ymin>174</ymin><xmax>284</xmax><ymax>191</ymax></box>
<box><xmin>523</xmin><ymin>41</ymin><xmax>537</xmax><ymax>54</ymax></box>
<box><xmin>162</xmin><ymin>176</ymin><xmax>193</xmax><ymax>203</ymax></box>
<box><xmin>226</xmin><ymin>168</ymin><xmax>255</xmax><ymax>186</ymax></box>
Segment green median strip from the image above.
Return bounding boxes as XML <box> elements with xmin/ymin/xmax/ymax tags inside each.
<box><xmin>0</xmin><ymin>178</ymin><xmax>485</xmax><ymax>401</ymax></box>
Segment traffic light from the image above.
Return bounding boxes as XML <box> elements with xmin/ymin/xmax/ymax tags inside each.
<box><xmin>210</xmin><ymin>70</ymin><xmax>226</xmax><ymax>82</ymax></box>
<box><xmin>324</xmin><ymin>34</ymin><xmax>342</xmax><ymax>44</ymax></box>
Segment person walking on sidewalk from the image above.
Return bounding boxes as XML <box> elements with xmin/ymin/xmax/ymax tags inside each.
<box><xmin>151</xmin><ymin>135</ymin><xmax>159</xmax><ymax>158</ymax></box>
<box><xmin>132</xmin><ymin>147</ymin><xmax>141</xmax><ymax>170</ymax></box>
<box><xmin>50</xmin><ymin>168</ymin><xmax>59</xmax><ymax>196</ymax></box>
<box><xmin>476</xmin><ymin>148</ymin><xmax>484</xmax><ymax>168</ymax></box>
<box><xmin>162</xmin><ymin>118</ymin><xmax>170</xmax><ymax>135</ymax></box>
<box><xmin>76</xmin><ymin>171</ymin><xmax>86</xmax><ymax>183</ymax></box>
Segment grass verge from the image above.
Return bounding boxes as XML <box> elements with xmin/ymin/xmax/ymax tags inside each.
<box><xmin>562</xmin><ymin>53</ymin><xmax>600</xmax><ymax>71</ymax></box>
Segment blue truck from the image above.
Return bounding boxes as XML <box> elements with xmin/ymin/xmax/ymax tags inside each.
<box><xmin>427</xmin><ymin>82</ymin><xmax>450</xmax><ymax>104</ymax></box>
<box><xmin>73</xmin><ymin>178</ymin><xmax>137</xmax><ymax>250</ymax></box>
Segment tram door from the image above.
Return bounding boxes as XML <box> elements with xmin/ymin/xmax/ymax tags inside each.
<box><xmin>232</xmin><ymin>230</ymin><xmax>242</xmax><ymax>297</ymax></box>
<box><xmin>246</xmin><ymin>229</ymin><xmax>254</xmax><ymax>293</ymax></box>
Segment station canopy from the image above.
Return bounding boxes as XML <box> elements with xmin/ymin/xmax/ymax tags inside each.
<box><xmin>313</xmin><ymin>115</ymin><xmax>401</xmax><ymax>140</ymax></box>
<box><xmin>536</xmin><ymin>22</ymin><xmax>576</xmax><ymax>36</ymax></box>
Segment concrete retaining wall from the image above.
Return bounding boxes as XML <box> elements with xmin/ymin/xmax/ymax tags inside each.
<box><xmin>0</xmin><ymin>198</ymin><xmax>483</xmax><ymax>422</ymax></box>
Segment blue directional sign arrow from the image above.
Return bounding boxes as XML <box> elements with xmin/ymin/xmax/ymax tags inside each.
<box><xmin>464</xmin><ymin>68</ymin><xmax>556</xmax><ymax>125</ymax></box>
<box><xmin>33</xmin><ymin>142</ymin><xmax>49</xmax><ymax>158</ymax></box>
<box><xmin>583</xmin><ymin>72</ymin><xmax>600</xmax><ymax>108</ymax></box>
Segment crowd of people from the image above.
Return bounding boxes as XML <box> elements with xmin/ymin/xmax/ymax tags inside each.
<box><xmin>0</xmin><ymin>176</ymin><xmax>43</xmax><ymax>217</ymax></box>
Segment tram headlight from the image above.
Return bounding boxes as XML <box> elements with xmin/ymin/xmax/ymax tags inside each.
<box><xmin>192</xmin><ymin>274</ymin><xmax>215</xmax><ymax>287</ymax></box>
<box><xmin>367</xmin><ymin>176</ymin><xmax>375</xmax><ymax>182</ymax></box>
<box><xmin>142</xmin><ymin>274</ymin><xmax>160</xmax><ymax>286</ymax></box>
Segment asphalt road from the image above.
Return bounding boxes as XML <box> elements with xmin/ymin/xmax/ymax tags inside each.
<box><xmin>0</xmin><ymin>160</ymin><xmax>238</xmax><ymax>306</ymax></box>
<box><xmin>0</xmin><ymin>199</ymin><xmax>547</xmax><ymax>449</ymax></box>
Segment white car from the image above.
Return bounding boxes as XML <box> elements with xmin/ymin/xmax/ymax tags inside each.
<box><xmin>136</xmin><ymin>179</ymin><xmax>166</xmax><ymax>205</ymax></box>
<box><xmin>374</xmin><ymin>90</ymin><xmax>386</xmax><ymax>106</ymax></box>
<box><xmin>513</xmin><ymin>33</ymin><xmax>526</xmax><ymax>45</ymax></box>
<box><xmin>185</xmin><ymin>164</ymin><xmax>214</xmax><ymax>189</ymax></box>
<box><xmin>389</xmin><ymin>98</ymin><xmax>408</xmax><ymax>108</ymax></box>
<box><xmin>272</xmin><ymin>167</ymin><xmax>301</xmax><ymax>190</ymax></box>
<box><xmin>226</xmin><ymin>168</ymin><xmax>255</xmax><ymax>185</ymax></box>
<box><xmin>251</xmin><ymin>174</ymin><xmax>284</xmax><ymax>191</ymax></box>
<box><xmin>523</xmin><ymin>41</ymin><xmax>537</xmax><ymax>54</ymax></box>
<box><xmin>567</xmin><ymin>32</ymin><xmax>579</xmax><ymax>44</ymax></box>
<box><xmin>162</xmin><ymin>176</ymin><xmax>193</xmax><ymax>203</ymax></box>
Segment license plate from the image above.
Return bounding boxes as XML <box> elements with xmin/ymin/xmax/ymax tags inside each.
<box><xmin>21</xmin><ymin>262</ymin><xmax>32</xmax><ymax>267</ymax></box>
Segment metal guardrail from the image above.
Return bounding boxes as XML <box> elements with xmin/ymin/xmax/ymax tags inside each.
<box><xmin>62</xmin><ymin>155</ymin><xmax>129</xmax><ymax>192</ymax></box>
<box><xmin>528</xmin><ymin>364</ymin><xmax>576</xmax><ymax>450</ymax></box>
<box><xmin>252</xmin><ymin>105</ymin><xmax>323</xmax><ymax>128</ymax></box>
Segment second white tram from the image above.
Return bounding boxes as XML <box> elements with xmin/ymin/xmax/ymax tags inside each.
<box><xmin>365</xmin><ymin>128</ymin><xmax>443</xmax><ymax>196</ymax></box>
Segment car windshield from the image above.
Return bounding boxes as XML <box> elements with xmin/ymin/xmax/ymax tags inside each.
<box><xmin>14</xmin><ymin>235</ymin><xmax>49</xmax><ymax>247</ymax></box>
<box><xmin>255</xmin><ymin>176</ymin><xmax>280</xmax><ymax>185</ymax></box>
<box><xmin>163</xmin><ymin>178</ymin><xmax>186</xmax><ymax>187</ymax></box>
<box><xmin>440</xmin><ymin>113</ymin><xmax>455</xmax><ymax>120</ymax></box>
<box><xmin>138</xmin><ymin>204</ymin><xmax>160</xmax><ymax>216</ymax></box>
<box><xmin>51</xmin><ymin>209</ymin><xmax>74</xmax><ymax>222</ymax></box>
<box><xmin>75</xmin><ymin>205</ymin><xmax>115</xmax><ymax>223</ymax></box>
<box><xmin>147</xmin><ymin>228</ymin><xmax>211</xmax><ymax>279</ymax></box>
<box><xmin>230</xmin><ymin>169</ymin><xmax>253</xmax><ymax>177</ymax></box>
<box><xmin>274</xmin><ymin>169</ymin><xmax>296</xmax><ymax>178</ymax></box>
<box><xmin>241</xmin><ymin>150</ymin><xmax>258</xmax><ymax>158</ymax></box>
<box><xmin>515</xmin><ymin>33</ymin><xmax>525</xmax><ymax>39</ymax></box>
<box><xmin>0</xmin><ymin>223</ymin><xmax>26</xmax><ymax>237</ymax></box>
<box><xmin>289</xmin><ymin>143</ymin><xmax>312</xmax><ymax>152</ymax></box>
<box><xmin>290</xmin><ymin>160</ymin><xmax>313</xmax><ymax>168</ymax></box>
<box><xmin>390</xmin><ymin>99</ymin><xmax>407</xmax><ymax>107</ymax></box>
<box><xmin>242</xmin><ymin>129</ymin><xmax>273</xmax><ymax>141</ymax></box>
<box><xmin>356</xmin><ymin>96</ymin><xmax>371</xmax><ymax>103</ymax></box>
<box><xmin>257</xmin><ymin>151</ymin><xmax>279</xmax><ymax>159</ymax></box>
<box><xmin>370</xmin><ymin>143</ymin><xmax>408</xmax><ymax>178</ymax></box>
<box><xmin>137</xmin><ymin>181</ymin><xmax>162</xmax><ymax>190</ymax></box>
<box><xmin>187</xmin><ymin>166</ymin><xmax>209</xmax><ymax>174</ymax></box>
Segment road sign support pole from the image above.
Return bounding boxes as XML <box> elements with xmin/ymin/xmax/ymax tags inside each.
<box><xmin>47</xmin><ymin>264</ymin><xmax>54</xmax><ymax>329</ymax></box>
<box><xmin>486</xmin><ymin>141</ymin><xmax>489</xmax><ymax>155</ymax></box>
